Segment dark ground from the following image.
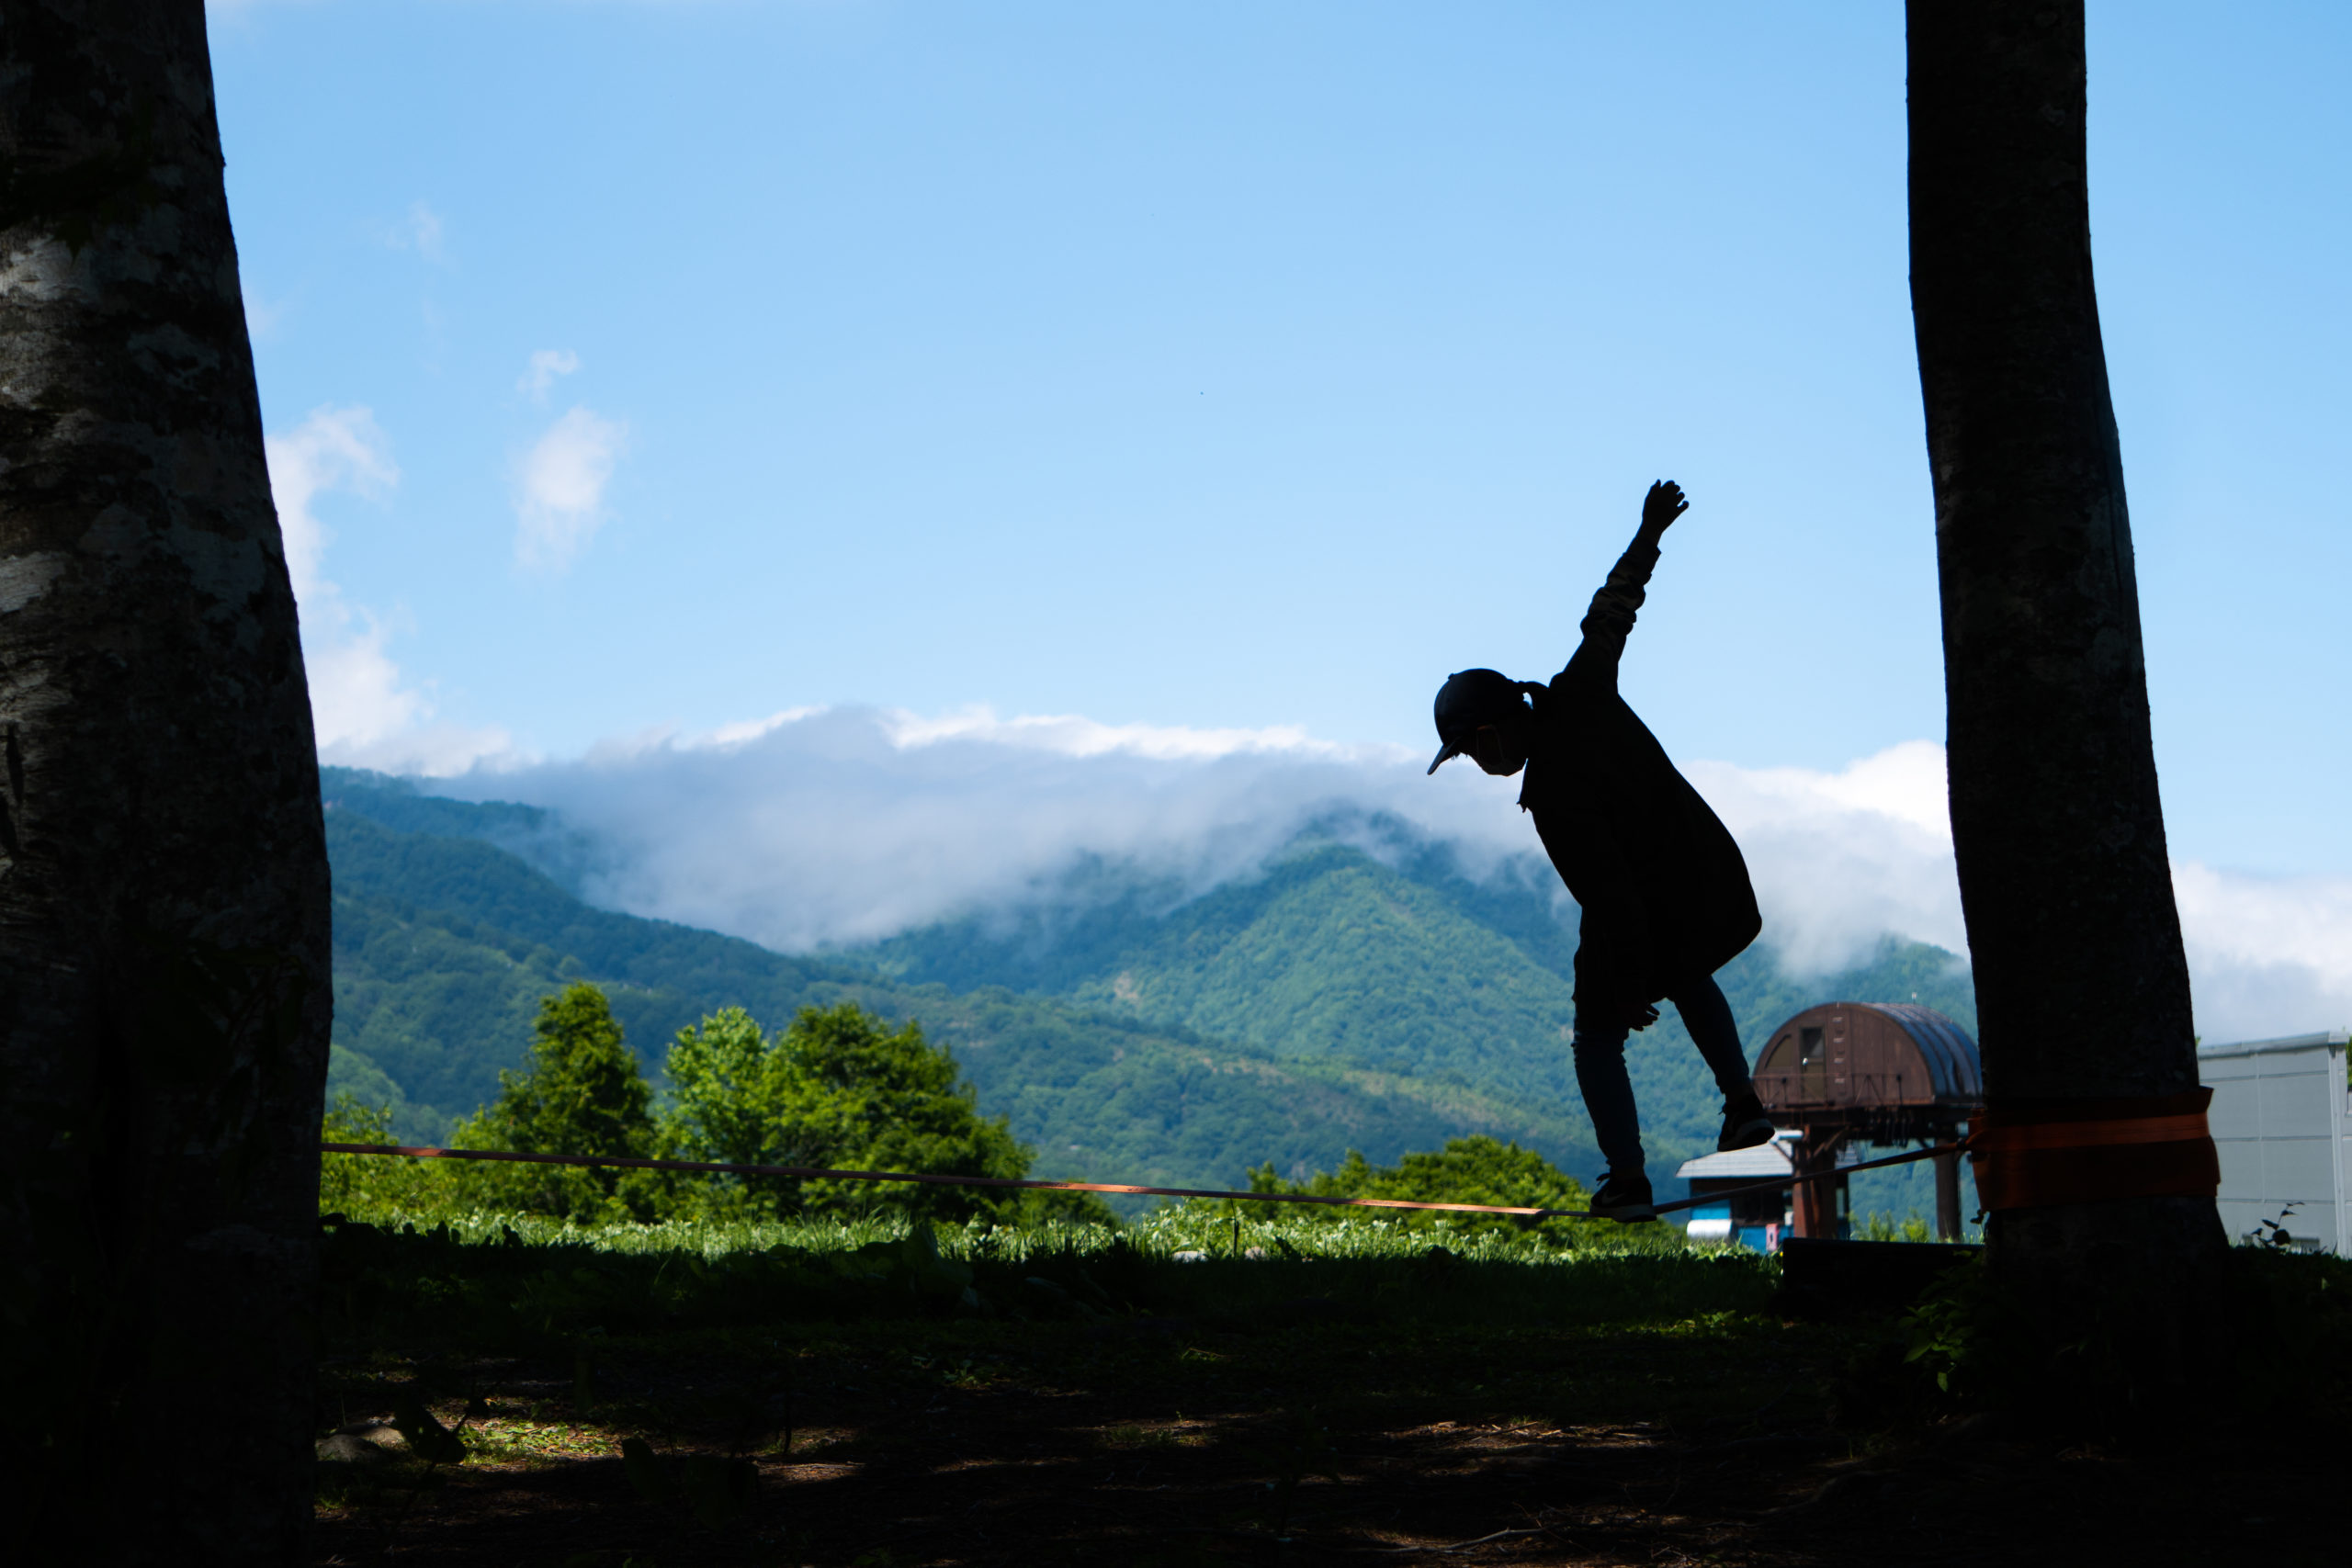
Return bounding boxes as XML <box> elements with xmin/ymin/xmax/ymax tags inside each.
<box><xmin>312</xmin><ymin>1310</ymin><xmax>2343</xmax><ymax>1567</ymax></box>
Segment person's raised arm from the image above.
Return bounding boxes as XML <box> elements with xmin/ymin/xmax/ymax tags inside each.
<box><xmin>1634</xmin><ymin>478</ymin><xmax>1689</xmax><ymax>547</ymax></box>
<box><xmin>1563</xmin><ymin>481</ymin><xmax>1688</xmax><ymax>686</ymax></box>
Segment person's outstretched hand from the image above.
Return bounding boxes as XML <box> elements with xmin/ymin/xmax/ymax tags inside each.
<box><xmin>1639</xmin><ymin>479</ymin><xmax>1689</xmax><ymax>539</ymax></box>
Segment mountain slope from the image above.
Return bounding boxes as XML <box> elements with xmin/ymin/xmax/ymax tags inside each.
<box><xmin>322</xmin><ymin>796</ymin><xmax>1601</xmax><ymax>1186</ymax></box>
<box><xmin>323</xmin><ymin>769</ymin><xmax>1978</xmax><ymax>1213</ymax></box>
<box><xmin>856</xmin><ymin>823</ymin><xmax>1978</xmax><ymax>1174</ymax></box>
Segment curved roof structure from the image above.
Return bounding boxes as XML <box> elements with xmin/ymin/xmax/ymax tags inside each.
<box><xmin>1752</xmin><ymin>1001</ymin><xmax>1982</xmax><ymax>1116</ymax></box>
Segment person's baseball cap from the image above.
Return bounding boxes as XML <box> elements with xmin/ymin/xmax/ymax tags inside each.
<box><xmin>1427</xmin><ymin>668</ymin><xmax>1527</xmax><ymax>774</ymax></box>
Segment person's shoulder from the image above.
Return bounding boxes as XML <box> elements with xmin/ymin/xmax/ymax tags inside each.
<box><xmin>1550</xmin><ymin>658</ymin><xmax>1605</xmax><ymax>700</ymax></box>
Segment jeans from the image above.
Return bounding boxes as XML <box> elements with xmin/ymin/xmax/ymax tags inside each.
<box><xmin>1571</xmin><ymin>975</ymin><xmax>1753</xmax><ymax>1181</ymax></box>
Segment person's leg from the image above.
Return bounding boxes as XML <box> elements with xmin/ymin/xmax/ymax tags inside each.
<box><xmin>1569</xmin><ymin>1010</ymin><xmax>1645</xmax><ymax>1178</ymax></box>
<box><xmin>1668</xmin><ymin>975</ymin><xmax>1752</xmax><ymax>1100</ymax></box>
<box><xmin>1671</xmin><ymin>975</ymin><xmax>1772</xmax><ymax>1150</ymax></box>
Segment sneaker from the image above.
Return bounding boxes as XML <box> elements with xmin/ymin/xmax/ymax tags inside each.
<box><xmin>1719</xmin><ymin>1091</ymin><xmax>1775</xmax><ymax>1152</ymax></box>
<box><xmin>1589</xmin><ymin>1169</ymin><xmax>1657</xmax><ymax>1224</ymax></box>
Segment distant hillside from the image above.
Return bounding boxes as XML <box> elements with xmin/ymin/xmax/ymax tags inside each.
<box><xmin>853</xmin><ymin>818</ymin><xmax>1979</xmax><ymax>1179</ymax></box>
<box><xmin>323</xmin><ymin>767</ymin><xmax>1980</xmax><ymax>1214</ymax></box>
<box><xmin>322</xmin><ymin>773</ymin><xmax>1603</xmax><ymax>1189</ymax></box>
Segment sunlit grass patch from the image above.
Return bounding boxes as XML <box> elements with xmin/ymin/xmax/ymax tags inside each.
<box><xmin>461</xmin><ymin>1417</ymin><xmax>612</xmax><ymax>1464</ymax></box>
<box><xmin>314</xmin><ymin>1200</ymin><xmax>1781</xmax><ymax>1369</ymax></box>
<box><xmin>1099</xmin><ymin>1422</ymin><xmax>1188</xmax><ymax>1450</ymax></box>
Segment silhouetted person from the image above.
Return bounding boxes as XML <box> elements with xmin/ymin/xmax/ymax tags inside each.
<box><xmin>1428</xmin><ymin>481</ymin><xmax>1772</xmax><ymax>1221</ymax></box>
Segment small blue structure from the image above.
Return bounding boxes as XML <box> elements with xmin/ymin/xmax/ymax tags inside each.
<box><xmin>1675</xmin><ymin>1133</ymin><xmax>1861</xmax><ymax>1251</ymax></box>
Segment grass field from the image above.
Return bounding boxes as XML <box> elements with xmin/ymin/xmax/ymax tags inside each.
<box><xmin>312</xmin><ymin>1202</ymin><xmax>1810</xmax><ymax>1564</ymax></box>
<box><xmin>309</xmin><ymin>1193</ymin><xmax>2349</xmax><ymax>1567</ymax></box>
<box><xmin>315</xmin><ymin>1195</ymin><xmax>1759</xmax><ymax>1348</ymax></box>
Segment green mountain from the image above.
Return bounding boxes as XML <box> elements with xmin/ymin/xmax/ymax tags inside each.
<box><xmin>322</xmin><ymin>774</ymin><xmax>1604</xmax><ymax>1190</ymax></box>
<box><xmin>854</xmin><ymin>819</ymin><xmax>1979</xmax><ymax>1181</ymax></box>
<box><xmin>323</xmin><ymin>768</ymin><xmax>1979</xmax><ymax>1214</ymax></box>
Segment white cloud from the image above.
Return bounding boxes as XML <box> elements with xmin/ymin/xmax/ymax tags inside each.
<box><xmin>1723</xmin><ymin>739</ymin><xmax>1952</xmax><ymax>839</ymax></box>
<box><xmin>1685</xmin><ymin>743</ymin><xmax>1966</xmax><ymax>973</ymax></box>
<box><xmin>266</xmin><ymin>405</ymin><xmax>397</xmax><ymax>612</ymax></box>
<box><xmin>1689</xmin><ymin>747</ymin><xmax>2352</xmax><ymax>1040</ymax></box>
<box><xmin>387</xmin><ymin>199</ymin><xmax>447</xmax><ymax>265</ymax></box>
<box><xmin>266</xmin><ymin>406</ymin><xmax>509</xmax><ymax>775</ymax></box>
<box><xmin>878</xmin><ymin>704</ymin><xmax>1351</xmax><ymax>761</ymax></box>
<box><xmin>436</xmin><ymin>706</ymin><xmax>1452</xmax><ymax>951</ymax></box>
<box><xmin>420</xmin><ymin>704</ymin><xmax>1778</xmax><ymax>954</ymax></box>
<box><xmin>242</xmin><ymin>282</ymin><xmax>288</xmax><ymax>340</ymax></box>
<box><xmin>514</xmin><ymin>406</ymin><xmax>628</xmax><ymax>571</ymax></box>
<box><xmin>519</xmin><ymin>348</ymin><xmax>582</xmax><ymax>401</ymax></box>
<box><xmin>427</xmin><ymin>713</ymin><xmax>2351</xmax><ymax>1043</ymax></box>
<box><xmin>706</xmin><ymin>706</ymin><xmax>825</xmax><ymax>746</ymax></box>
<box><xmin>2174</xmin><ymin>863</ymin><xmax>2352</xmax><ymax>1043</ymax></box>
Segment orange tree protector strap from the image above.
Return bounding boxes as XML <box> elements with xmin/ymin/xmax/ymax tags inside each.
<box><xmin>1969</xmin><ymin>1087</ymin><xmax>2218</xmax><ymax>1211</ymax></box>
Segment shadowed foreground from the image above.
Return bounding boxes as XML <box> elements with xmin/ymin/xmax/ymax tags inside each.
<box><xmin>308</xmin><ymin>1221</ymin><xmax>2345</xmax><ymax>1566</ymax></box>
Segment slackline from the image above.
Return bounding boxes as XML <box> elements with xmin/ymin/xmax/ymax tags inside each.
<box><xmin>322</xmin><ymin>1137</ymin><xmax>1972</xmax><ymax>1224</ymax></box>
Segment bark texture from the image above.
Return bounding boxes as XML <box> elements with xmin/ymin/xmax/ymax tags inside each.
<box><xmin>0</xmin><ymin>4</ymin><xmax>331</xmax><ymax>1559</ymax></box>
<box><xmin>1907</xmin><ymin>0</ymin><xmax>2224</xmax><ymax>1390</ymax></box>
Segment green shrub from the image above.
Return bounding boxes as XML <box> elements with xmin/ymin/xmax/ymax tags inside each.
<box><xmin>1880</xmin><ymin>1234</ymin><xmax>2352</xmax><ymax>1433</ymax></box>
<box><xmin>1855</xmin><ymin>1211</ymin><xmax>1934</xmax><ymax>1244</ymax></box>
<box><xmin>321</xmin><ymin>1095</ymin><xmax>468</xmax><ymax>1216</ymax></box>
<box><xmin>1245</xmin><ymin>1135</ymin><xmax>1622</xmax><ymax>1247</ymax></box>
<box><xmin>2227</xmin><ymin>1241</ymin><xmax>2352</xmax><ymax>1423</ymax></box>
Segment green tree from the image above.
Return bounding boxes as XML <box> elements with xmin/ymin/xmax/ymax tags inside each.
<box><xmin>663</xmin><ymin>1002</ymin><xmax>1061</xmax><ymax>1224</ymax></box>
<box><xmin>453</xmin><ymin>983</ymin><xmax>657</xmax><ymax>1221</ymax></box>
<box><xmin>662</xmin><ymin>1006</ymin><xmax>788</xmax><ymax>1168</ymax></box>
<box><xmin>1251</xmin><ymin>1136</ymin><xmax>1595</xmax><ymax>1245</ymax></box>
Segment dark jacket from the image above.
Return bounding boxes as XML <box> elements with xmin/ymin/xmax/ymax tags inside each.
<box><xmin>1518</xmin><ymin>529</ymin><xmax>1761</xmax><ymax>1026</ymax></box>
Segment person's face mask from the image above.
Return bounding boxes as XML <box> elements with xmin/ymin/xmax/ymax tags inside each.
<box><xmin>1468</xmin><ymin>723</ymin><xmax>1527</xmax><ymax>777</ymax></box>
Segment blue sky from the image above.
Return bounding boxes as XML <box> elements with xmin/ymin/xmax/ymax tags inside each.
<box><xmin>215</xmin><ymin>2</ymin><xmax>2349</xmax><ymax>881</ymax></box>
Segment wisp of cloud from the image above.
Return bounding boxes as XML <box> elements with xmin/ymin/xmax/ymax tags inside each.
<box><xmin>266</xmin><ymin>406</ymin><xmax>511</xmax><ymax>775</ymax></box>
<box><xmin>513</xmin><ymin>406</ymin><xmax>628</xmax><ymax>571</ymax></box>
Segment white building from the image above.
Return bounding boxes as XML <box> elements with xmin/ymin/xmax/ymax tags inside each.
<box><xmin>2200</xmin><ymin>1030</ymin><xmax>2351</xmax><ymax>1254</ymax></box>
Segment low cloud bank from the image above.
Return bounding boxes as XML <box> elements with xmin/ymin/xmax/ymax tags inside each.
<box><xmin>457</xmin><ymin>705</ymin><xmax>1464</xmax><ymax>950</ymax></box>
<box><xmin>1685</xmin><ymin>741</ymin><xmax>1965</xmax><ymax>973</ymax></box>
<box><xmin>435</xmin><ymin>707</ymin><xmax>2349</xmax><ymax>1045</ymax></box>
<box><xmin>2174</xmin><ymin>863</ymin><xmax>2352</xmax><ymax>1043</ymax></box>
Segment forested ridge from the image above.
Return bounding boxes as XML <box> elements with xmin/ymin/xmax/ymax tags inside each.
<box><xmin>323</xmin><ymin>768</ymin><xmax>1977</xmax><ymax>1196</ymax></box>
<box><xmin>849</xmin><ymin>816</ymin><xmax>1979</xmax><ymax>1183</ymax></box>
<box><xmin>324</xmin><ymin>779</ymin><xmax>1600</xmax><ymax>1189</ymax></box>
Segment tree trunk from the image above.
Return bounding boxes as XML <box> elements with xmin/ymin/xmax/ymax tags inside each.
<box><xmin>0</xmin><ymin>4</ymin><xmax>331</xmax><ymax>1559</ymax></box>
<box><xmin>1907</xmin><ymin>0</ymin><xmax>2225</xmax><ymax>1401</ymax></box>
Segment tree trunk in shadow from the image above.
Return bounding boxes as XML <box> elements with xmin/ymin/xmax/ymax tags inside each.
<box><xmin>1906</xmin><ymin>0</ymin><xmax>2226</xmax><ymax>1406</ymax></box>
<box><xmin>0</xmin><ymin>3</ymin><xmax>331</xmax><ymax>1559</ymax></box>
